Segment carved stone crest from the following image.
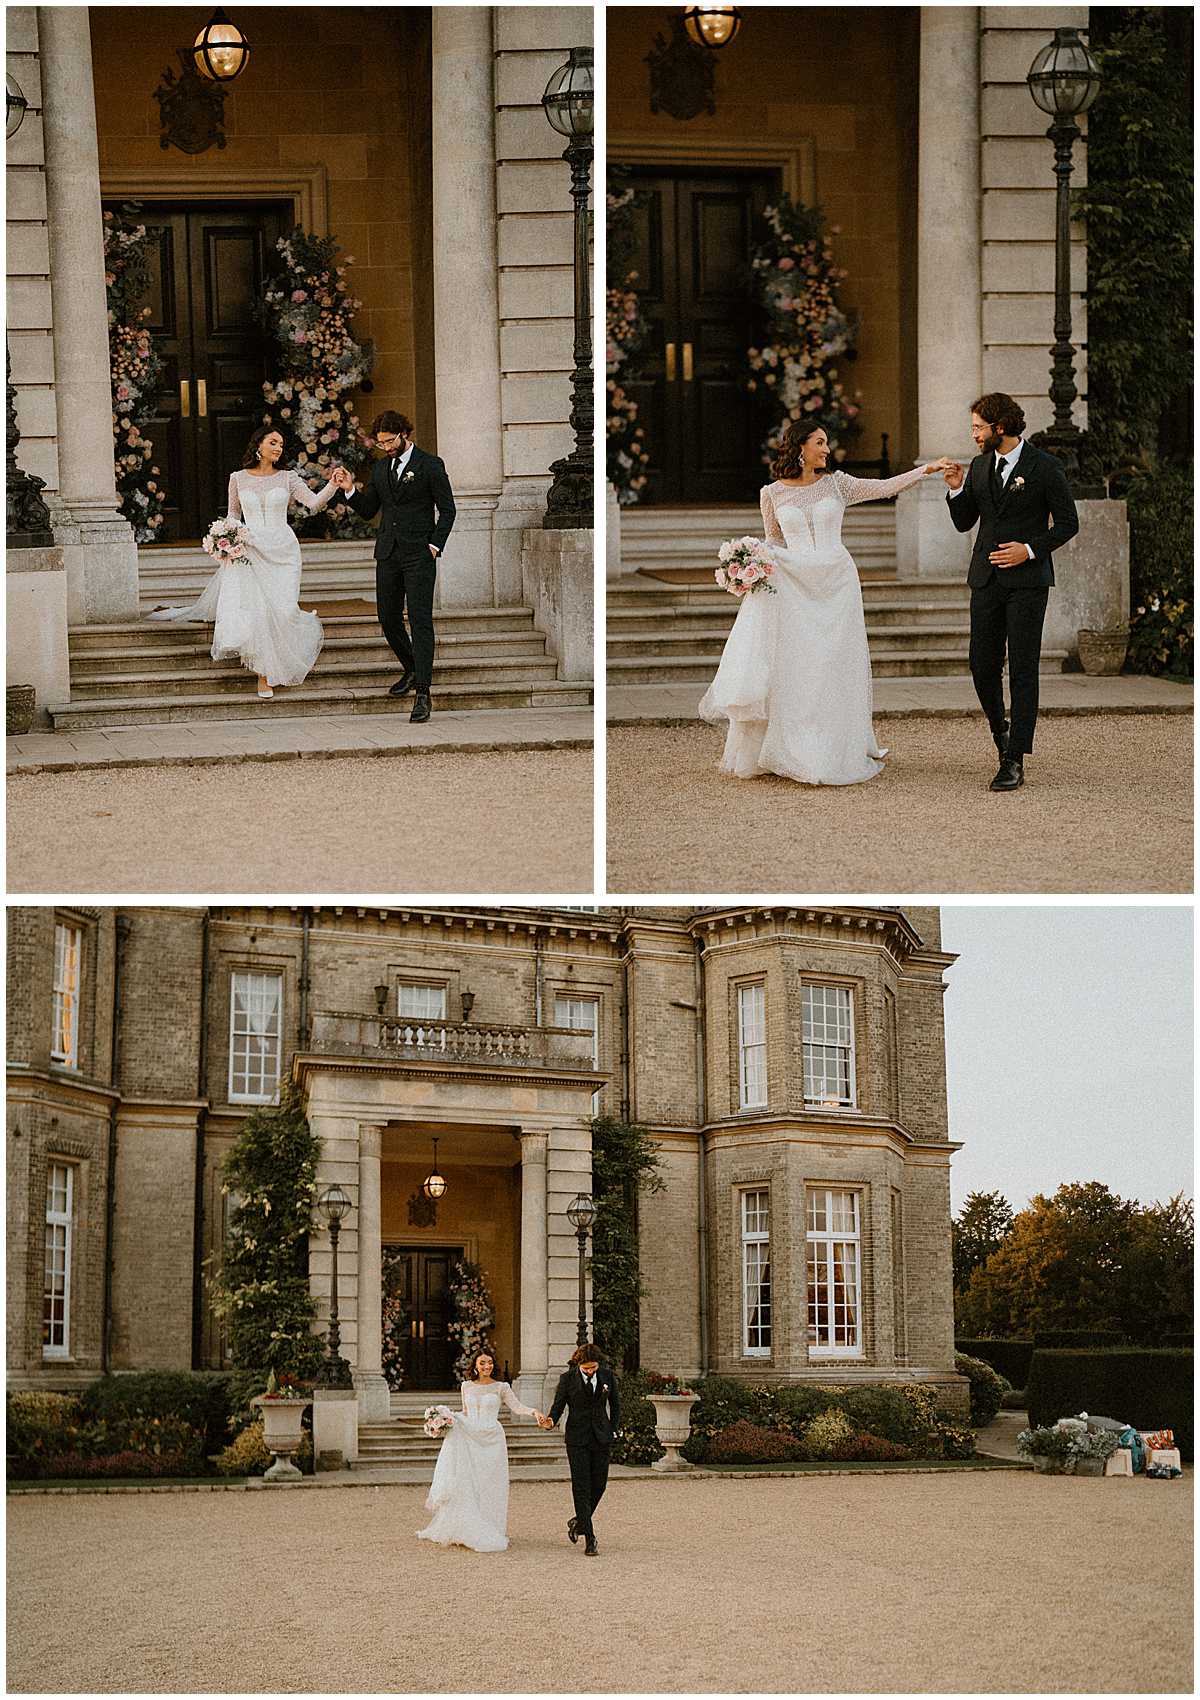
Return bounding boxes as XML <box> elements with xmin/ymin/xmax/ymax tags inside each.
<box><xmin>407</xmin><ymin>1188</ymin><xmax>438</xmax><ymax>1228</ymax></box>
<box><xmin>646</xmin><ymin>15</ymin><xmax>717</xmax><ymax>122</ymax></box>
<box><xmin>154</xmin><ymin>50</ymin><xmax>229</xmax><ymax>155</ymax></box>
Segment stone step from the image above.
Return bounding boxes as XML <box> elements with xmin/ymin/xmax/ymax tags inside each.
<box><xmin>78</xmin><ymin>608</ymin><xmax>539</xmax><ymax>650</ymax></box>
<box><xmin>607</xmin><ymin>651</ymin><xmax>1068</xmax><ymax>683</ymax></box>
<box><xmin>49</xmin><ymin>678</ymin><xmax>592</xmax><ymax>730</ymax></box>
<box><xmin>608</xmin><ymin>602</ymin><xmax>972</xmax><ymax>636</ymax></box>
<box><xmin>136</xmin><ymin>542</ymin><xmax>375</xmax><ymax>609</ymax></box>
<box><xmin>71</xmin><ymin>634</ymin><xmax>549</xmax><ymax>680</ymax></box>
<box><xmin>68</xmin><ymin>654</ymin><xmax>561</xmax><ymax>701</ymax></box>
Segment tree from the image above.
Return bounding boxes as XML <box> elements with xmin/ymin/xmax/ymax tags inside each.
<box><xmin>588</xmin><ymin>1116</ymin><xmax>665</xmax><ymax>1370</ymax></box>
<box><xmin>952</xmin><ymin>1190</ymin><xmax>1014</xmax><ymax>1295</ymax></box>
<box><xmin>206</xmin><ymin>1085</ymin><xmax>325</xmax><ymax>1378</ymax></box>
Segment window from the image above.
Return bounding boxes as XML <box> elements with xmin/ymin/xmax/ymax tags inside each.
<box><xmin>802</xmin><ymin>984</ymin><xmax>855</xmax><ymax>1107</ymax></box>
<box><xmin>228</xmin><ymin>971</ymin><xmax>283</xmax><ymax>1102</ymax></box>
<box><xmin>807</xmin><ymin>1188</ymin><xmax>862</xmax><ymax>1356</ymax></box>
<box><xmin>741</xmin><ymin>1189</ymin><xmax>772</xmax><ymax>1355</ymax></box>
<box><xmin>52</xmin><ymin>923</ymin><xmax>81</xmax><ymax>1067</ymax></box>
<box><xmin>555</xmin><ymin>994</ymin><xmax>600</xmax><ymax>1107</ymax></box>
<box><xmin>43</xmin><ymin>1163</ymin><xmax>74</xmax><ymax>1357</ymax></box>
<box><xmin>737</xmin><ymin>983</ymin><xmax>767</xmax><ymax>1109</ymax></box>
<box><xmin>396</xmin><ymin>982</ymin><xmax>448</xmax><ymax>1049</ymax></box>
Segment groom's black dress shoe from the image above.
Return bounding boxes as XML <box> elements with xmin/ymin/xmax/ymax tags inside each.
<box><xmin>567</xmin><ymin>1516</ymin><xmax>579</xmax><ymax>1544</ymax></box>
<box><xmin>989</xmin><ymin>755</ymin><xmax>1025</xmax><ymax>792</ymax></box>
<box><xmin>410</xmin><ymin>689</ymin><xmax>432</xmax><ymax>724</ymax></box>
<box><xmin>584</xmin><ymin>1535</ymin><xmax>598</xmax><ymax>1556</ymax></box>
<box><xmin>388</xmin><ymin>668</ymin><xmax>416</xmax><ymax>698</ymax></box>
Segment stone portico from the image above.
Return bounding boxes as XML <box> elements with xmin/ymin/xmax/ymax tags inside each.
<box><xmin>293</xmin><ymin>1011</ymin><xmax>601</xmax><ymax>1422</ymax></box>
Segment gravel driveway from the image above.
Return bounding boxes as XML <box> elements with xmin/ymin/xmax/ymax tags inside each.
<box><xmin>6</xmin><ymin>1472</ymin><xmax>1191</xmax><ymax>1692</ymax></box>
<box><xmin>7</xmin><ymin>749</ymin><xmax>593</xmax><ymax>894</ymax></box>
<box><xmin>607</xmin><ymin>714</ymin><xmax>1192</xmax><ymax>893</ymax></box>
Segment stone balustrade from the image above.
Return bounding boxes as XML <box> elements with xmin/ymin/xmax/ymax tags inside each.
<box><xmin>307</xmin><ymin>1010</ymin><xmax>596</xmax><ymax>1072</ymax></box>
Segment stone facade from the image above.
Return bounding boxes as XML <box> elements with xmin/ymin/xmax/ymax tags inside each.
<box><xmin>7</xmin><ymin>906</ymin><xmax>968</xmax><ymax>1418</ymax></box>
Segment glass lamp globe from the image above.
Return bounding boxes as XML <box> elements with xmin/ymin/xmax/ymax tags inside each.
<box><xmin>566</xmin><ymin>1193</ymin><xmax>596</xmax><ymax>1231</ymax></box>
<box><xmin>1027</xmin><ymin>27</ymin><xmax>1101</xmax><ymax>118</ymax></box>
<box><xmin>542</xmin><ymin>47</ymin><xmax>593</xmax><ymax>139</ymax></box>
<box><xmin>683</xmin><ymin>7</ymin><xmax>743</xmax><ymax>49</ymax></box>
<box><xmin>316</xmin><ymin>1183</ymin><xmax>352</xmax><ymax>1226</ymax></box>
<box><xmin>194</xmin><ymin>8</ymin><xmax>251</xmax><ymax>82</ymax></box>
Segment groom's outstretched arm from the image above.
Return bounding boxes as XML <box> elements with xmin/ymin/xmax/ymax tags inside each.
<box><xmin>346</xmin><ymin>463</ymin><xmax>382</xmax><ymax>522</ymax></box>
<box><xmin>428</xmin><ymin>455</ymin><xmax>456</xmax><ymax>552</ymax></box>
<box><xmin>946</xmin><ymin>465</ymin><xmax>980</xmax><ymax>533</ymax></box>
<box><xmin>1025</xmin><ymin>455</ymin><xmax>1080</xmax><ymax>559</ymax></box>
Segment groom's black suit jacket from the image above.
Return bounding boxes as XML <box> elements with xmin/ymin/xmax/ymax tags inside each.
<box><xmin>548</xmin><ymin>1364</ymin><xmax>621</xmax><ymax>1447</ymax></box>
<box><xmin>345</xmin><ymin>445</ymin><xmax>456</xmax><ymax>560</ymax></box>
<box><xmin>947</xmin><ymin>441</ymin><xmax>1079</xmax><ymax>591</ymax></box>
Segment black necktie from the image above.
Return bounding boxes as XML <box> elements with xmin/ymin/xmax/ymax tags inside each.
<box><xmin>990</xmin><ymin>454</ymin><xmax>1004</xmax><ymax>504</ymax></box>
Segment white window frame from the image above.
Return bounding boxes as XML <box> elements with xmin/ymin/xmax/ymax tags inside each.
<box><xmin>737</xmin><ymin>982</ymin><xmax>767</xmax><ymax>1110</ymax></box>
<box><xmin>802</xmin><ymin>983</ymin><xmax>857</xmax><ymax>1109</ymax></box>
<box><xmin>740</xmin><ymin>1187</ymin><xmax>772</xmax><ymax>1357</ymax></box>
<box><xmin>806</xmin><ymin>1186</ymin><xmax>863</xmax><ymax>1358</ymax></box>
<box><xmin>43</xmin><ymin>1162</ymin><xmax>74</xmax><ymax>1359</ymax></box>
<box><xmin>555</xmin><ymin>993</ymin><xmax>601</xmax><ymax>1108</ymax></box>
<box><xmin>395</xmin><ymin>981</ymin><xmax>448</xmax><ymax>1049</ymax></box>
<box><xmin>52</xmin><ymin>923</ymin><xmax>81</xmax><ymax>1068</ymax></box>
<box><xmin>228</xmin><ymin>970</ymin><xmax>283</xmax><ymax>1104</ymax></box>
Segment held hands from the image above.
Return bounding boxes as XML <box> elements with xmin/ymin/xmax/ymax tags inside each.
<box><xmin>941</xmin><ymin>461</ymin><xmax>965</xmax><ymax>490</ymax></box>
<box><xmin>922</xmin><ymin>457</ymin><xmax>955</xmax><ymax>478</ymax></box>
<box><xmin>536</xmin><ymin>1412</ymin><xmax>555</xmax><ymax>1429</ymax></box>
<box><xmin>329</xmin><ymin>464</ymin><xmax>355</xmax><ymax>493</ymax></box>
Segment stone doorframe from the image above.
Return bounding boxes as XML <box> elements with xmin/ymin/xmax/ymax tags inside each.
<box><xmin>98</xmin><ymin>166</ymin><xmax>330</xmax><ymax>234</ymax></box>
<box><xmin>606</xmin><ymin>134</ymin><xmax>817</xmax><ymax>205</ymax></box>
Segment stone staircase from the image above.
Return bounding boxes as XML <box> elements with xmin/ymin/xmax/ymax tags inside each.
<box><xmin>611</xmin><ymin>504</ymin><xmax>1068</xmax><ymax>682</ymax></box>
<box><xmin>354</xmin><ymin>1389</ymin><xmax>566</xmax><ymax>1471</ymax></box>
<box><xmin>53</xmin><ymin>543</ymin><xmax>590</xmax><ymax>730</ymax></box>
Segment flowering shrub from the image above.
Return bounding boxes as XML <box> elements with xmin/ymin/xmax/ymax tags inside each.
<box><xmin>447</xmin><ymin>1260</ymin><xmax>497</xmax><ymax>1383</ymax></box>
<box><xmin>1125</xmin><ymin>466</ymin><xmax>1193</xmax><ymax>676</ymax></box>
<box><xmin>606</xmin><ymin>185</ymin><xmax>652</xmax><ymax>506</ymax></box>
<box><xmin>954</xmin><ymin>1351</ymin><xmax>1010</xmax><ymax>1427</ymax></box>
<box><xmin>7</xmin><ymin>1399</ymin><xmax>207</xmax><ymax>1480</ymax></box>
<box><xmin>706</xmin><ymin>1419</ymin><xmax>802</xmax><ymax>1464</ymax></box>
<box><xmin>259</xmin><ymin>228</ymin><xmax>375</xmax><ymax>539</ymax></box>
<box><xmin>258</xmin><ymin>1370</ymin><xmax>311</xmax><ymax>1402</ymax></box>
<box><xmin>215</xmin><ymin>1420</ymin><xmax>314</xmax><ymax>1478</ymax></box>
<box><xmin>746</xmin><ymin>194</ymin><xmax>863</xmax><ymax>470</ymax></box>
<box><xmin>103</xmin><ymin>205</ymin><xmax>167</xmax><ymax>542</ymax></box>
<box><xmin>641</xmin><ymin>1371</ymin><xmax>698</xmax><ymax>1397</ymax></box>
<box><xmin>800</xmin><ymin>1406</ymin><xmax>856</xmax><ymax>1459</ymax></box>
<box><xmin>610</xmin><ymin>1372</ymin><xmax>665</xmax><ymax>1466</ymax></box>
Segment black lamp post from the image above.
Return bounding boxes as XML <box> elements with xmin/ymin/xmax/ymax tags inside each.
<box><xmin>566</xmin><ymin>1192</ymin><xmax>595</xmax><ymax>1346</ymax></box>
<box><xmin>6</xmin><ymin>73</ymin><xmax>29</xmax><ymax>138</ymax></box>
<box><xmin>315</xmin><ymin>1183</ymin><xmax>354</xmax><ymax>1389</ymax></box>
<box><xmin>540</xmin><ymin>47</ymin><xmax>594</xmax><ymax>531</ymax></box>
<box><xmin>1026</xmin><ymin>26</ymin><xmax>1103</xmax><ymax>494</ymax></box>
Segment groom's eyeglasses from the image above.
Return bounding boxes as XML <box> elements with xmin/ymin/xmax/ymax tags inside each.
<box><xmin>376</xmin><ymin>434</ymin><xmax>404</xmax><ymax>451</ymax></box>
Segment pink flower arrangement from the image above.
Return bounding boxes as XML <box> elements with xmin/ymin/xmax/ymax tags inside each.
<box><xmin>715</xmin><ymin>535</ymin><xmax>778</xmax><ymax>597</ymax></box>
<box><xmin>202</xmin><ymin>516</ymin><xmax>251</xmax><ymax>567</ymax></box>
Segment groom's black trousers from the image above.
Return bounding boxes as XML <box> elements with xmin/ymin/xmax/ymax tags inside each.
<box><xmin>969</xmin><ymin>578</ymin><xmax>1050</xmax><ymax>757</ymax></box>
<box><xmin>376</xmin><ymin>548</ymin><xmax>436</xmax><ymax>688</ymax></box>
<box><xmin>567</xmin><ymin>1439</ymin><xmax>610</xmax><ymax>1539</ymax></box>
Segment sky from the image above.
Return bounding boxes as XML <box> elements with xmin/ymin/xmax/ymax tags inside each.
<box><xmin>939</xmin><ymin>905</ymin><xmax>1193</xmax><ymax>1215</ymax></box>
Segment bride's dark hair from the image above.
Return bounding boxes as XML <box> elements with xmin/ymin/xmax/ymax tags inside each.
<box><xmin>769</xmin><ymin>421</ymin><xmax>827</xmax><ymax>481</ymax></box>
<box><xmin>242</xmin><ymin>424</ymin><xmax>283</xmax><ymax>470</ymax></box>
<box><xmin>469</xmin><ymin>1347</ymin><xmax>498</xmax><ymax>1379</ymax></box>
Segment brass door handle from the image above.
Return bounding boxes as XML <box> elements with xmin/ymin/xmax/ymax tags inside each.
<box><xmin>179</xmin><ymin>380</ymin><xmax>190</xmax><ymax>418</ymax></box>
<box><xmin>682</xmin><ymin>342</ymin><xmax>694</xmax><ymax>382</ymax></box>
<box><xmin>665</xmin><ymin>341</ymin><xmax>677</xmax><ymax>382</ymax></box>
<box><xmin>197</xmin><ymin>379</ymin><xmax>208</xmax><ymax>418</ymax></box>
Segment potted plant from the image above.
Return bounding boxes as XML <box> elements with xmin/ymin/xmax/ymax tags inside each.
<box><xmin>643</xmin><ymin>1372</ymin><xmax>699</xmax><ymax>1472</ymax></box>
<box><xmin>251</xmin><ymin>1371</ymin><xmax>313</xmax><ymax>1481</ymax></box>
<box><xmin>1077</xmin><ymin>624</ymin><xmax>1130</xmax><ymax>675</ymax></box>
<box><xmin>1017</xmin><ymin>1423</ymin><xmax>1119</xmax><ymax>1476</ymax></box>
<box><xmin>7</xmin><ymin>685</ymin><xmax>36</xmax><ymax>736</ymax></box>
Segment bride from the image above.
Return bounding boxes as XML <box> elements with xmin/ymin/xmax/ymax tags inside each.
<box><xmin>148</xmin><ymin>426</ymin><xmax>338</xmax><ymax>699</ymax></box>
<box><xmin>699</xmin><ymin>422</ymin><xmax>952</xmax><ymax>785</ymax></box>
<box><xmin>417</xmin><ymin>1351</ymin><xmax>547</xmax><ymax>1553</ymax></box>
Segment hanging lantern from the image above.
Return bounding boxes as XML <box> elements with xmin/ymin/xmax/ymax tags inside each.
<box><xmin>541</xmin><ymin>46</ymin><xmax>594</xmax><ymax>139</ymax></box>
<box><xmin>193</xmin><ymin>8</ymin><xmax>251</xmax><ymax>82</ymax></box>
<box><xmin>422</xmin><ymin>1137</ymin><xmax>447</xmax><ymax>1201</ymax></box>
<box><xmin>682</xmin><ymin>7</ymin><xmax>743</xmax><ymax>50</ymax></box>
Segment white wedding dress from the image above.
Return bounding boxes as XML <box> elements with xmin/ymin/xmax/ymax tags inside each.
<box><xmin>147</xmin><ymin>469</ymin><xmax>336</xmax><ymax>687</ymax></box>
<box><xmin>417</xmin><ymin>1381</ymin><xmax>541</xmax><ymax>1553</ymax></box>
<box><xmin>698</xmin><ymin>466</ymin><xmax>927</xmax><ymax>785</ymax></box>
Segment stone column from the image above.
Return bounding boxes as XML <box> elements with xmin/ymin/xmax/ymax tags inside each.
<box><xmin>353</xmin><ymin>1122</ymin><xmax>390</xmax><ymax>1421</ymax></box>
<box><xmin>431</xmin><ymin>7</ymin><xmax>505</xmax><ymax>608</ymax></box>
<box><xmin>38</xmin><ymin>5</ymin><xmax>139</xmax><ymax>624</ymax></box>
<box><xmin>513</xmin><ymin>1129</ymin><xmax>550</xmax><ymax>1410</ymax></box>
<box><xmin>896</xmin><ymin>6</ymin><xmax>983</xmax><ymax>579</ymax></box>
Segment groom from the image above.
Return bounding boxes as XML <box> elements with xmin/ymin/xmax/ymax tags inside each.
<box><xmin>541</xmin><ymin>1343</ymin><xmax>620</xmax><ymax>1558</ymax></box>
<box><xmin>332</xmin><ymin>411</ymin><xmax>456</xmax><ymax>723</ymax></box>
<box><xmin>944</xmin><ymin>392</ymin><xmax>1079</xmax><ymax>791</ymax></box>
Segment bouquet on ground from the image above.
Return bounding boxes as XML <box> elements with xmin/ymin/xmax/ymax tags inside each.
<box><xmin>423</xmin><ymin>1405</ymin><xmax>454</xmax><ymax>1439</ymax></box>
<box><xmin>203</xmin><ymin>516</ymin><xmax>252</xmax><ymax>568</ymax></box>
<box><xmin>716</xmin><ymin>536</ymin><xmax>777</xmax><ymax>597</ymax></box>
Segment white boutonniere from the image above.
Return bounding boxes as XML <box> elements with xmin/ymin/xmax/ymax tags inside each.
<box><xmin>1012</xmin><ymin>476</ymin><xmax>1025</xmax><ymax>491</ymax></box>
<box><xmin>402</xmin><ymin>469</ymin><xmax>416</xmax><ymax>483</ymax></box>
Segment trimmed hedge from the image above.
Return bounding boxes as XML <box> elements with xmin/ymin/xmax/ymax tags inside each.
<box><xmin>955</xmin><ymin>1338</ymin><xmax>1034</xmax><ymax>1389</ymax></box>
<box><xmin>78</xmin><ymin>1368</ymin><xmax>269</xmax><ymax>1458</ymax></box>
<box><xmin>1027</xmin><ymin>1349</ymin><xmax>1193</xmax><ymax>1460</ymax></box>
<box><xmin>1033</xmin><ymin>1330</ymin><xmax>1127</xmax><ymax>1351</ymax></box>
<box><xmin>680</xmin><ymin>1376</ymin><xmax>968</xmax><ymax>1464</ymax></box>
<box><xmin>7</xmin><ymin>1400</ymin><xmax>207</xmax><ymax>1481</ymax></box>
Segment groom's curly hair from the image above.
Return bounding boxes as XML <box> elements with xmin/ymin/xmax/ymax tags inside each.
<box><xmin>371</xmin><ymin>409</ymin><xmax>414</xmax><ymax>439</ymax></box>
<box><xmin>971</xmin><ymin>392</ymin><xmax>1026</xmax><ymax>438</ymax></box>
<box><xmin>769</xmin><ymin>421</ymin><xmax>829</xmax><ymax>481</ymax></box>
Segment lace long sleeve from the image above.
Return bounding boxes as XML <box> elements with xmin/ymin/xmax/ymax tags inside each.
<box><xmin>226</xmin><ymin>472</ymin><xmax>242</xmax><ymax>523</ymax></box>
<box><xmin>760</xmin><ymin>484</ymin><xmax>786</xmax><ymax>546</ymax></box>
<box><xmin>834</xmin><ymin>466</ymin><xmax>927</xmax><ymax>505</ymax></box>
<box><xmin>500</xmin><ymin>1383</ymin><xmax>540</xmax><ymax>1420</ymax></box>
<box><xmin>287</xmin><ymin>470</ymin><xmax>337</xmax><ymax>514</ymax></box>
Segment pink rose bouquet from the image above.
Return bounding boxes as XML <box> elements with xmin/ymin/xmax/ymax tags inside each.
<box><xmin>423</xmin><ymin>1405</ymin><xmax>454</xmax><ymax>1439</ymax></box>
<box><xmin>202</xmin><ymin>516</ymin><xmax>252</xmax><ymax>568</ymax></box>
<box><xmin>715</xmin><ymin>535</ymin><xmax>778</xmax><ymax>597</ymax></box>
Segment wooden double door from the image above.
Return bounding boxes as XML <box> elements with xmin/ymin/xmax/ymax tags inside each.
<box><xmin>106</xmin><ymin>202</ymin><xmax>288</xmax><ymax>541</ymax></box>
<box><xmin>620</xmin><ymin>165</ymin><xmax>780</xmax><ymax>504</ymax></box>
<box><xmin>388</xmin><ymin>1246</ymin><xmax>463</xmax><ymax>1390</ymax></box>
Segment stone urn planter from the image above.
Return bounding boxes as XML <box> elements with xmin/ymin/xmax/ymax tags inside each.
<box><xmin>1077</xmin><ymin>626</ymin><xmax>1129</xmax><ymax>675</ymax></box>
<box><xmin>252</xmin><ymin>1394</ymin><xmax>311</xmax><ymax>1481</ymax></box>
<box><xmin>1072</xmin><ymin>1456</ymin><xmax>1106</xmax><ymax>1477</ymax></box>
<box><xmin>648</xmin><ymin>1394</ymin><xmax>698</xmax><ymax>1472</ymax></box>
<box><xmin>7</xmin><ymin>685</ymin><xmax>36</xmax><ymax>736</ymax></box>
<box><xmin>1032</xmin><ymin>1454</ymin><xmax>1072</xmax><ymax>1475</ymax></box>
